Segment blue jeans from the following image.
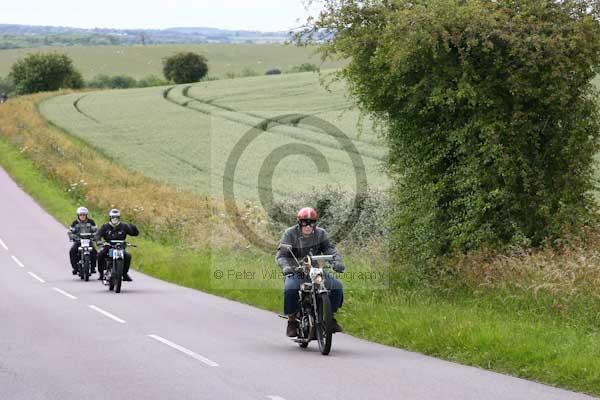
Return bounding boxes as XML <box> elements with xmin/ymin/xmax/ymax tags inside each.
<box><xmin>284</xmin><ymin>272</ymin><xmax>344</xmax><ymax>315</ymax></box>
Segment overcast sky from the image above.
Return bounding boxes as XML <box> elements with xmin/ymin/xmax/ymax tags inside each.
<box><xmin>1</xmin><ymin>0</ymin><xmax>321</xmax><ymax>31</ymax></box>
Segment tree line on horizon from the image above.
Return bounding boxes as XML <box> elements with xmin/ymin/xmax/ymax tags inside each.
<box><xmin>0</xmin><ymin>51</ymin><xmax>319</xmax><ymax>95</ymax></box>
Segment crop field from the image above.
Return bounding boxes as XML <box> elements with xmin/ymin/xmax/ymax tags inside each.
<box><xmin>0</xmin><ymin>44</ymin><xmax>345</xmax><ymax>79</ymax></box>
<box><xmin>39</xmin><ymin>71</ymin><xmax>389</xmax><ymax>204</ymax></box>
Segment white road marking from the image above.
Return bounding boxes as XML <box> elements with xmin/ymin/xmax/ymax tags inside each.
<box><xmin>53</xmin><ymin>287</ymin><xmax>77</xmax><ymax>300</ymax></box>
<box><xmin>89</xmin><ymin>305</ymin><xmax>126</xmax><ymax>324</ymax></box>
<box><xmin>267</xmin><ymin>396</ymin><xmax>287</xmax><ymax>400</ymax></box>
<box><xmin>11</xmin><ymin>255</ymin><xmax>24</xmax><ymax>268</ymax></box>
<box><xmin>147</xmin><ymin>334</ymin><xmax>219</xmax><ymax>367</ymax></box>
<box><xmin>0</xmin><ymin>238</ymin><xmax>7</xmax><ymax>250</ymax></box>
<box><xmin>27</xmin><ymin>271</ymin><xmax>45</xmax><ymax>283</ymax></box>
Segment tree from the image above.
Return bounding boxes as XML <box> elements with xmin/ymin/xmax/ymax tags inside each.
<box><xmin>298</xmin><ymin>0</ymin><xmax>600</xmax><ymax>267</ymax></box>
<box><xmin>9</xmin><ymin>52</ymin><xmax>83</xmax><ymax>94</ymax></box>
<box><xmin>162</xmin><ymin>52</ymin><xmax>208</xmax><ymax>84</ymax></box>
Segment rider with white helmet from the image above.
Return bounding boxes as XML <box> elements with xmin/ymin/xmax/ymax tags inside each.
<box><xmin>95</xmin><ymin>209</ymin><xmax>139</xmax><ymax>281</ymax></box>
<box><xmin>68</xmin><ymin>206</ymin><xmax>97</xmax><ymax>275</ymax></box>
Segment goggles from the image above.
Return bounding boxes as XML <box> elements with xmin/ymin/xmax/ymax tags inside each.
<box><xmin>299</xmin><ymin>219</ymin><xmax>317</xmax><ymax>227</ymax></box>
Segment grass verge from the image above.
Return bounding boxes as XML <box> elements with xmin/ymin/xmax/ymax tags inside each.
<box><xmin>0</xmin><ymin>95</ymin><xmax>599</xmax><ymax>396</ymax></box>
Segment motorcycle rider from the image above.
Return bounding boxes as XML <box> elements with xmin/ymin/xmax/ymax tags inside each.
<box><xmin>95</xmin><ymin>209</ymin><xmax>139</xmax><ymax>282</ymax></box>
<box><xmin>276</xmin><ymin>207</ymin><xmax>345</xmax><ymax>337</ymax></box>
<box><xmin>68</xmin><ymin>206</ymin><xmax>97</xmax><ymax>275</ymax></box>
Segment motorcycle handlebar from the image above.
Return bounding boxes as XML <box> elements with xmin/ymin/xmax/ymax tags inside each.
<box><xmin>98</xmin><ymin>241</ymin><xmax>137</xmax><ymax>248</ymax></box>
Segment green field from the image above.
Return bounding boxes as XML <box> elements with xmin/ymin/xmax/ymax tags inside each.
<box><xmin>39</xmin><ymin>72</ymin><xmax>389</xmax><ymax>203</ymax></box>
<box><xmin>0</xmin><ymin>44</ymin><xmax>345</xmax><ymax>79</ymax></box>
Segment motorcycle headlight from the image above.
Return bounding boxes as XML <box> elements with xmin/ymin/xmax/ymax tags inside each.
<box><xmin>314</xmin><ymin>275</ymin><xmax>323</xmax><ymax>285</ymax></box>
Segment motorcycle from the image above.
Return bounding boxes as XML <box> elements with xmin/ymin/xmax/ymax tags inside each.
<box><xmin>68</xmin><ymin>227</ymin><xmax>96</xmax><ymax>282</ymax></box>
<box><xmin>280</xmin><ymin>244</ymin><xmax>336</xmax><ymax>355</ymax></box>
<box><xmin>76</xmin><ymin>232</ymin><xmax>95</xmax><ymax>282</ymax></box>
<box><xmin>99</xmin><ymin>240</ymin><xmax>136</xmax><ymax>294</ymax></box>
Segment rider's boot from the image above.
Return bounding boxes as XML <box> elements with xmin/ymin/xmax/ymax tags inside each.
<box><xmin>123</xmin><ymin>263</ymin><xmax>132</xmax><ymax>281</ymax></box>
<box><xmin>331</xmin><ymin>317</ymin><xmax>343</xmax><ymax>333</ymax></box>
<box><xmin>286</xmin><ymin>316</ymin><xmax>299</xmax><ymax>337</ymax></box>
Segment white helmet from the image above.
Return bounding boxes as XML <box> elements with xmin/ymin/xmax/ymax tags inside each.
<box><xmin>108</xmin><ymin>209</ymin><xmax>121</xmax><ymax>219</ymax></box>
<box><xmin>76</xmin><ymin>207</ymin><xmax>89</xmax><ymax>216</ymax></box>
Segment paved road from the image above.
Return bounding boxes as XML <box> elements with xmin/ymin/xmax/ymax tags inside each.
<box><xmin>0</xmin><ymin>166</ymin><xmax>596</xmax><ymax>400</ymax></box>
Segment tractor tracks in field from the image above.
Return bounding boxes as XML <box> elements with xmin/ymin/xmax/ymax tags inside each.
<box><xmin>73</xmin><ymin>95</ymin><xmax>101</xmax><ymax>124</ymax></box>
<box><xmin>161</xmin><ymin>86</ymin><xmax>289</xmax><ymax>197</ymax></box>
<box><xmin>162</xmin><ymin>86</ymin><xmax>387</xmax><ymax>163</ymax></box>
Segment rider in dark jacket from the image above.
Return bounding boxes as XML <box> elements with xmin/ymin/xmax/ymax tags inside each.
<box><xmin>95</xmin><ymin>209</ymin><xmax>139</xmax><ymax>282</ymax></box>
<box><xmin>68</xmin><ymin>206</ymin><xmax>97</xmax><ymax>275</ymax></box>
<box><xmin>275</xmin><ymin>207</ymin><xmax>345</xmax><ymax>337</ymax></box>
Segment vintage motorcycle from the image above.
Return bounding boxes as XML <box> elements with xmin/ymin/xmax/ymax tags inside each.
<box><xmin>99</xmin><ymin>240</ymin><xmax>136</xmax><ymax>294</ymax></box>
<box><xmin>75</xmin><ymin>232</ymin><xmax>95</xmax><ymax>282</ymax></box>
<box><xmin>68</xmin><ymin>226</ymin><xmax>96</xmax><ymax>282</ymax></box>
<box><xmin>280</xmin><ymin>244</ymin><xmax>336</xmax><ymax>355</ymax></box>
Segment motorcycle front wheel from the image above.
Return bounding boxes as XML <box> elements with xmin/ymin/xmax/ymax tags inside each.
<box><xmin>83</xmin><ymin>255</ymin><xmax>90</xmax><ymax>282</ymax></box>
<box><xmin>316</xmin><ymin>293</ymin><xmax>333</xmax><ymax>355</ymax></box>
<box><xmin>115</xmin><ymin>259</ymin><xmax>123</xmax><ymax>293</ymax></box>
<box><xmin>108</xmin><ymin>261</ymin><xmax>115</xmax><ymax>291</ymax></box>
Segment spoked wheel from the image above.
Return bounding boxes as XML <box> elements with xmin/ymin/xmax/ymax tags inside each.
<box><xmin>78</xmin><ymin>260</ymin><xmax>84</xmax><ymax>280</ymax></box>
<box><xmin>83</xmin><ymin>257</ymin><xmax>90</xmax><ymax>282</ymax></box>
<box><xmin>108</xmin><ymin>262</ymin><xmax>115</xmax><ymax>291</ymax></box>
<box><xmin>115</xmin><ymin>260</ymin><xmax>123</xmax><ymax>293</ymax></box>
<box><xmin>316</xmin><ymin>293</ymin><xmax>333</xmax><ymax>355</ymax></box>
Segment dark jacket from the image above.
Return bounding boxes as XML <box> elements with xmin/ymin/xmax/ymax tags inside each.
<box><xmin>95</xmin><ymin>222</ymin><xmax>139</xmax><ymax>242</ymax></box>
<box><xmin>69</xmin><ymin>218</ymin><xmax>97</xmax><ymax>241</ymax></box>
<box><xmin>275</xmin><ymin>225</ymin><xmax>341</xmax><ymax>270</ymax></box>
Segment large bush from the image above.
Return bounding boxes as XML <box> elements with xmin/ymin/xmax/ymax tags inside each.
<box><xmin>299</xmin><ymin>0</ymin><xmax>600</xmax><ymax>267</ymax></box>
<box><xmin>9</xmin><ymin>52</ymin><xmax>83</xmax><ymax>94</ymax></box>
<box><xmin>162</xmin><ymin>52</ymin><xmax>208</xmax><ymax>84</ymax></box>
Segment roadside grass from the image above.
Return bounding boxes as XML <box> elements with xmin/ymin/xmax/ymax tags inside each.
<box><xmin>1</xmin><ymin>94</ymin><xmax>600</xmax><ymax>396</ymax></box>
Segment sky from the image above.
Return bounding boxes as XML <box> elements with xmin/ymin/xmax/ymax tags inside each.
<box><xmin>0</xmin><ymin>0</ymin><xmax>322</xmax><ymax>32</ymax></box>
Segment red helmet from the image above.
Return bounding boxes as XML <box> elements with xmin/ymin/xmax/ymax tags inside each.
<box><xmin>297</xmin><ymin>207</ymin><xmax>318</xmax><ymax>222</ymax></box>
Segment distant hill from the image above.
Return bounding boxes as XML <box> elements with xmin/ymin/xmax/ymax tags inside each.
<box><xmin>0</xmin><ymin>24</ymin><xmax>290</xmax><ymax>49</ymax></box>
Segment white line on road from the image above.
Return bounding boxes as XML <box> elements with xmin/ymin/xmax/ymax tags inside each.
<box><xmin>53</xmin><ymin>287</ymin><xmax>77</xmax><ymax>300</ymax></box>
<box><xmin>267</xmin><ymin>396</ymin><xmax>287</xmax><ymax>400</ymax></box>
<box><xmin>0</xmin><ymin>238</ymin><xmax>7</xmax><ymax>250</ymax></box>
<box><xmin>11</xmin><ymin>255</ymin><xmax>24</xmax><ymax>268</ymax></box>
<box><xmin>147</xmin><ymin>334</ymin><xmax>219</xmax><ymax>367</ymax></box>
<box><xmin>27</xmin><ymin>271</ymin><xmax>45</xmax><ymax>283</ymax></box>
<box><xmin>89</xmin><ymin>305</ymin><xmax>126</xmax><ymax>324</ymax></box>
